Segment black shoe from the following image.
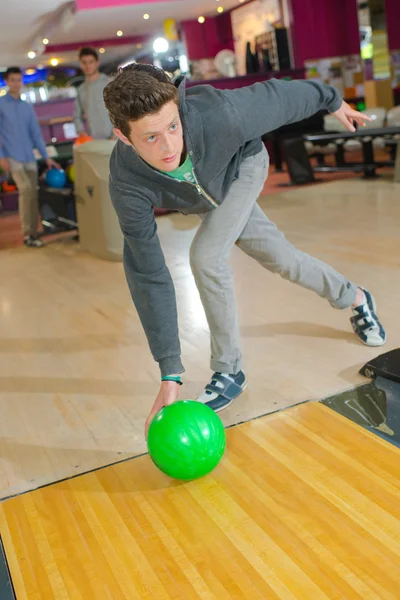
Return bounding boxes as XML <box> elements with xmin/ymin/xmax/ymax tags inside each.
<box><xmin>197</xmin><ymin>371</ymin><xmax>248</xmax><ymax>412</ymax></box>
<box><xmin>24</xmin><ymin>235</ymin><xmax>44</xmax><ymax>248</ymax></box>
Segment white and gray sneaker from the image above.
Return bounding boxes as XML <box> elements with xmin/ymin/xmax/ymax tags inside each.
<box><xmin>24</xmin><ymin>235</ymin><xmax>44</xmax><ymax>248</ymax></box>
<box><xmin>351</xmin><ymin>288</ymin><xmax>386</xmax><ymax>347</ymax></box>
<box><xmin>197</xmin><ymin>371</ymin><xmax>247</xmax><ymax>412</ymax></box>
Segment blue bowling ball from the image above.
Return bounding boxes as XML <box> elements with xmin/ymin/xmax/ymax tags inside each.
<box><xmin>45</xmin><ymin>168</ymin><xmax>67</xmax><ymax>189</ymax></box>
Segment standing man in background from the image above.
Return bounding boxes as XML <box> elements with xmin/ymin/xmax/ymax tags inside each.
<box><xmin>0</xmin><ymin>67</ymin><xmax>59</xmax><ymax>247</ymax></box>
<box><xmin>74</xmin><ymin>47</ymin><xmax>114</xmax><ymax>140</ymax></box>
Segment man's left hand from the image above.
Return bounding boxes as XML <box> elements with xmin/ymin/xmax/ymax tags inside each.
<box><xmin>46</xmin><ymin>158</ymin><xmax>61</xmax><ymax>170</ymax></box>
<box><xmin>331</xmin><ymin>101</ymin><xmax>372</xmax><ymax>133</ymax></box>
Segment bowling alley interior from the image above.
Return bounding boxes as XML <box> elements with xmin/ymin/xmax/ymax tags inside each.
<box><xmin>1</xmin><ymin>0</ymin><xmax>400</xmax><ymax>598</ymax></box>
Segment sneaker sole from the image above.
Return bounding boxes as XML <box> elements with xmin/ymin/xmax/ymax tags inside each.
<box><xmin>358</xmin><ymin>336</ymin><xmax>387</xmax><ymax>348</ymax></box>
<box><xmin>212</xmin><ymin>381</ymin><xmax>248</xmax><ymax>413</ymax></box>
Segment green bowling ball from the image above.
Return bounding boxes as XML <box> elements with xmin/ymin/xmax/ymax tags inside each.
<box><xmin>147</xmin><ymin>400</ymin><xmax>226</xmax><ymax>480</ymax></box>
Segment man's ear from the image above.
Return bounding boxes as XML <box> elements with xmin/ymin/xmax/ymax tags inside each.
<box><xmin>113</xmin><ymin>128</ymin><xmax>132</xmax><ymax>146</ymax></box>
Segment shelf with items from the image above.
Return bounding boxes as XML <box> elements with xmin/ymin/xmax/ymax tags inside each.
<box><xmin>254</xmin><ymin>28</ymin><xmax>292</xmax><ymax>73</ymax></box>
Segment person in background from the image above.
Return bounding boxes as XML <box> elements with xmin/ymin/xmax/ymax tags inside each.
<box><xmin>0</xmin><ymin>66</ymin><xmax>59</xmax><ymax>247</ymax></box>
<box><xmin>74</xmin><ymin>47</ymin><xmax>114</xmax><ymax>140</ymax></box>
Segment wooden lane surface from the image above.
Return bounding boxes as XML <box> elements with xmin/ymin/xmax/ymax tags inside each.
<box><xmin>0</xmin><ymin>402</ymin><xmax>399</xmax><ymax>599</ymax></box>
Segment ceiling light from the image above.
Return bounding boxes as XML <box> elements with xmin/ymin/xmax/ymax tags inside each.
<box><xmin>42</xmin><ymin>38</ymin><xmax>49</xmax><ymax>45</ymax></box>
<box><xmin>99</xmin><ymin>47</ymin><xmax>105</xmax><ymax>53</ymax></box>
<box><xmin>117</xmin><ymin>30</ymin><xmax>123</xmax><ymax>36</ymax></box>
<box><xmin>50</xmin><ymin>58</ymin><xmax>59</xmax><ymax>66</ymax></box>
<box><xmin>28</xmin><ymin>51</ymin><xmax>36</xmax><ymax>59</ymax></box>
<box><xmin>217</xmin><ymin>5</ymin><xmax>224</xmax><ymax>12</ymax></box>
<box><xmin>153</xmin><ymin>37</ymin><xmax>169</xmax><ymax>53</ymax></box>
<box><xmin>143</xmin><ymin>13</ymin><xmax>150</xmax><ymax>20</ymax></box>
<box><xmin>198</xmin><ymin>16</ymin><xmax>205</xmax><ymax>23</ymax></box>
<box><xmin>25</xmin><ymin>68</ymin><xmax>36</xmax><ymax>75</ymax></box>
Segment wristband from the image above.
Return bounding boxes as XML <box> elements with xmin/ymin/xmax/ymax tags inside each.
<box><xmin>161</xmin><ymin>376</ymin><xmax>183</xmax><ymax>386</ymax></box>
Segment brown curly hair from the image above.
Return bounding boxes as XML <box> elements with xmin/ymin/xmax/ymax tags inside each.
<box><xmin>103</xmin><ymin>63</ymin><xmax>179</xmax><ymax>138</ymax></box>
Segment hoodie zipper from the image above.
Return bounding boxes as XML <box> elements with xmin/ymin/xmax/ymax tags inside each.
<box><xmin>189</xmin><ymin>151</ymin><xmax>218</xmax><ymax>208</ymax></box>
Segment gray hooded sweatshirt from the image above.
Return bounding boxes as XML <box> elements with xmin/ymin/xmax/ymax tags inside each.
<box><xmin>108</xmin><ymin>76</ymin><xmax>342</xmax><ymax>376</ymax></box>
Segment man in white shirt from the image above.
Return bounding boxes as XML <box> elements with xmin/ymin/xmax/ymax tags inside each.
<box><xmin>74</xmin><ymin>47</ymin><xmax>113</xmax><ymax>140</ymax></box>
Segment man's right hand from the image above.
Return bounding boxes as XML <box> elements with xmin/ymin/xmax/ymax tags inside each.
<box><xmin>331</xmin><ymin>101</ymin><xmax>372</xmax><ymax>133</ymax></box>
<box><xmin>145</xmin><ymin>380</ymin><xmax>180</xmax><ymax>439</ymax></box>
<box><xmin>0</xmin><ymin>158</ymin><xmax>10</xmax><ymax>174</ymax></box>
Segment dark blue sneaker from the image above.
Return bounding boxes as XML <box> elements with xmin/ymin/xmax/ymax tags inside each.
<box><xmin>351</xmin><ymin>288</ymin><xmax>386</xmax><ymax>347</ymax></box>
<box><xmin>197</xmin><ymin>371</ymin><xmax>247</xmax><ymax>412</ymax></box>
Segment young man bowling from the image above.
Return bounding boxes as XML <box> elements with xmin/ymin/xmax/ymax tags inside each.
<box><xmin>103</xmin><ymin>64</ymin><xmax>386</xmax><ymax>435</ymax></box>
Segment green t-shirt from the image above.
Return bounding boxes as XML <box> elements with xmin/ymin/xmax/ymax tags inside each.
<box><xmin>161</xmin><ymin>153</ymin><xmax>195</xmax><ymax>184</ymax></box>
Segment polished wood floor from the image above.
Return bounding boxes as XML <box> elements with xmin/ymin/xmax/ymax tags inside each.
<box><xmin>0</xmin><ymin>175</ymin><xmax>399</xmax><ymax>498</ymax></box>
<box><xmin>1</xmin><ymin>402</ymin><xmax>399</xmax><ymax>599</ymax></box>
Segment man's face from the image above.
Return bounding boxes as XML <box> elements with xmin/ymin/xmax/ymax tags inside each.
<box><xmin>80</xmin><ymin>55</ymin><xmax>100</xmax><ymax>77</ymax></box>
<box><xmin>6</xmin><ymin>73</ymin><xmax>23</xmax><ymax>95</ymax></box>
<box><xmin>115</xmin><ymin>100</ymin><xmax>184</xmax><ymax>172</ymax></box>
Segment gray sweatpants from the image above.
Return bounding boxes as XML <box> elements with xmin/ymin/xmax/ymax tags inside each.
<box><xmin>189</xmin><ymin>146</ymin><xmax>358</xmax><ymax>375</ymax></box>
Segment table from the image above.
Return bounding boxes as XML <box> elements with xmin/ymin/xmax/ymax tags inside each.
<box><xmin>304</xmin><ymin>125</ymin><xmax>400</xmax><ymax>178</ymax></box>
<box><xmin>385</xmin><ymin>139</ymin><xmax>400</xmax><ymax>183</ymax></box>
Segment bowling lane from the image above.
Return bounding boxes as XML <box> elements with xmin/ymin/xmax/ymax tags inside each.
<box><xmin>1</xmin><ymin>402</ymin><xmax>399</xmax><ymax>600</ymax></box>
